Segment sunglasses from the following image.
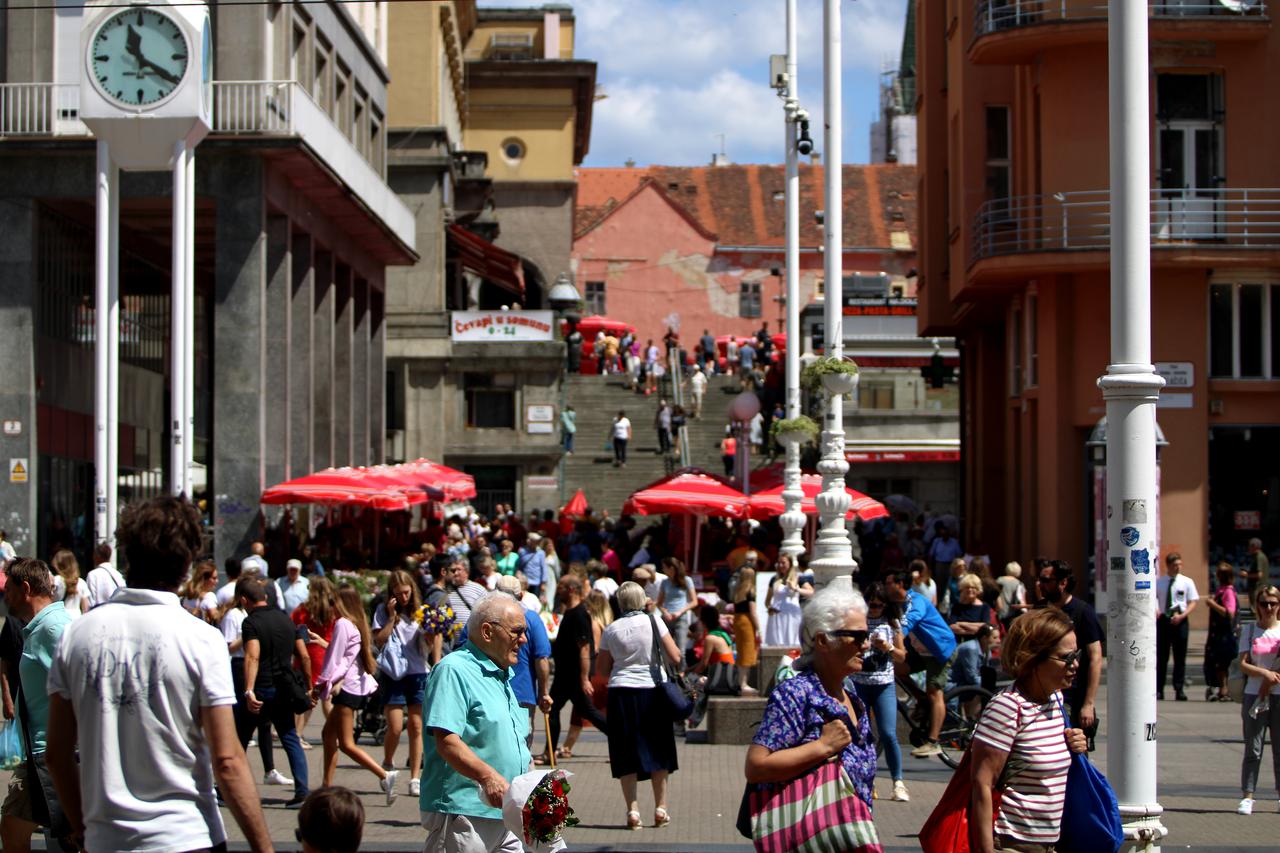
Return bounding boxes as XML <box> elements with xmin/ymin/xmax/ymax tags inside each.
<box><xmin>1258</xmin><ymin>600</ymin><xmax>1280</xmax><ymax>610</ymax></box>
<box><xmin>826</xmin><ymin>629</ymin><xmax>869</xmax><ymax>645</ymax></box>
<box><xmin>1049</xmin><ymin>649</ymin><xmax>1083</xmax><ymax>667</ymax></box>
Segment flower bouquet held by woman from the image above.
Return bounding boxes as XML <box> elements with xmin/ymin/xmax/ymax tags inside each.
<box><xmin>415</xmin><ymin>600</ymin><xmax>460</xmax><ymax>645</ymax></box>
<box><xmin>501</xmin><ymin>768</ymin><xmax>579</xmax><ymax>853</ymax></box>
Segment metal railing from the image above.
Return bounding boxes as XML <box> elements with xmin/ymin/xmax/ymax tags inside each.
<box><xmin>974</xmin><ymin>0</ymin><xmax>1268</xmax><ymax>38</ymax></box>
<box><xmin>213</xmin><ymin>80</ymin><xmax>294</xmax><ymax>134</ymax></box>
<box><xmin>0</xmin><ymin>83</ymin><xmax>84</xmax><ymax>137</ymax></box>
<box><xmin>971</xmin><ymin>188</ymin><xmax>1280</xmax><ymax>261</ymax></box>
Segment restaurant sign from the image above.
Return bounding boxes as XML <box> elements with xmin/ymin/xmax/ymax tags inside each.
<box><xmin>451</xmin><ymin>310</ymin><xmax>555</xmax><ymax>342</ymax></box>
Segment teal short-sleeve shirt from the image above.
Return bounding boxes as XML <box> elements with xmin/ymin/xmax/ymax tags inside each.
<box><xmin>419</xmin><ymin>640</ymin><xmax>531</xmax><ymax>819</ymax></box>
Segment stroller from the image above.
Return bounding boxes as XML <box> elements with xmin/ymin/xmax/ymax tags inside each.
<box><xmin>353</xmin><ymin>682</ymin><xmax>388</xmax><ymax>745</ymax></box>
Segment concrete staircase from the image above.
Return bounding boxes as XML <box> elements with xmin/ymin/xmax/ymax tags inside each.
<box><xmin>562</xmin><ymin>370</ymin><xmax>746</xmax><ymax>515</ymax></box>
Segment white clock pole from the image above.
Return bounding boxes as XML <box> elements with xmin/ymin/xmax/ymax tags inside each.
<box><xmin>94</xmin><ymin>139</ymin><xmax>120</xmax><ymax>551</ymax></box>
<box><xmin>183</xmin><ymin>141</ymin><xmax>196</xmax><ymax>497</ymax></box>
<box><xmin>170</xmin><ymin>138</ymin><xmax>186</xmax><ymax>495</ymax></box>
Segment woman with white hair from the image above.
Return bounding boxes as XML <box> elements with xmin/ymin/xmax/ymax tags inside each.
<box><xmin>597</xmin><ymin>581</ymin><xmax>683</xmax><ymax>830</ymax></box>
<box><xmin>744</xmin><ymin>585</ymin><xmax>880</xmax><ymax>830</ymax></box>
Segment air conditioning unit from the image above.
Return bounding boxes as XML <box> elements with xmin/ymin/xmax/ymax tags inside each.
<box><xmin>489</xmin><ymin>32</ymin><xmax>534</xmax><ymax>60</ymax></box>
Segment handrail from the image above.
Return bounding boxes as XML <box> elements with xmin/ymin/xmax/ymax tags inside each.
<box><xmin>970</xmin><ymin>188</ymin><xmax>1280</xmax><ymax>261</ymax></box>
<box><xmin>974</xmin><ymin>0</ymin><xmax>1267</xmax><ymax>39</ymax></box>
<box><xmin>667</xmin><ymin>348</ymin><xmax>692</xmax><ymax>469</ymax></box>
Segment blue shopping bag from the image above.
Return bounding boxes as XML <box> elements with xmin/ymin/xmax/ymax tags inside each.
<box><xmin>0</xmin><ymin>718</ymin><xmax>25</xmax><ymax>770</ymax></box>
<box><xmin>1056</xmin><ymin>699</ymin><xmax>1123</xmax><ymax>853</ymax></box>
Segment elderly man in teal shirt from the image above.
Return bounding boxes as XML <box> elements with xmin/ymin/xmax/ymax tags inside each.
<box><xmin>420</xmin><ymin>592</ymin><xmax>532</xmax><ymax>853</ymax></box>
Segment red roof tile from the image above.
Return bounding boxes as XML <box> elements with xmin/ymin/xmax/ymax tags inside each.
<box><xmin>574</xmin><ymin>163</ymin><xmax>918</xmax><ymax>250</ymax></box>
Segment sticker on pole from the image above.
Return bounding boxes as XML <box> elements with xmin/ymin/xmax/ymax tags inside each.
<box><xmin>1136</xmin><ymin>580</ymin><xmax>1151</xmax><ymax>590</ymax></box>
<box><xmin>1131</xmin><ymin>548</ymin><xmax>1150</xmax><ymax>575</ymax></box>
<box><xmin>1123</xmin><ymin>499</ymin><xmax>1148</xmax><ymax>524</ymax></box>
<box><xmin>1109</xmin><ymin>556</ymin><xmax>1126</xmax><ymax>574</ymax></box>
<box><xmin>1120</xmin><ymin>526</ymin><xmax>1140</xmax><ymax>547</ymax></box>
<box><xmin>8</xmin><ymin>458</ymin><xmax>28</xmax><ymax>483</ymax></box>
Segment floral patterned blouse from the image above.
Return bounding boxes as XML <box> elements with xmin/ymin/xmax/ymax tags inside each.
<box><xmin>750</xmin><ymin>669</ymin><xmax>878</xmax><ymax>807</ymax></box>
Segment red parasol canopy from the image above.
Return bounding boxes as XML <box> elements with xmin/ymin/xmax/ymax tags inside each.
<box><xmin>261</xmin><ymin>468</ymin><xmax>413</xmax><ymax>511</ymax></box>
<box><xmin>622</xmin><ymin>468</ymin><xmax>748</xmax><ymax>518</ymax></box>
<box><xmin>560</xmin><ymin>488</ymin><xmax>589</xmax><ymax>518</ymax></box>
<box><xmin>746</xmin><ymin>465</ymin><xmax>888</xmax><ymax>523</ymax></box>
<box><xmin>393</xmin><ymin>459</ymin><xmax>477</xmax><ymax>502</ymax></box>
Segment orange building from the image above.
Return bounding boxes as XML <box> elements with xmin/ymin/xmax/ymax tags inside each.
<box><xmin>915</xmin><ymin>1</ymin><xmax>1280</xmax><ymax>617</ymax></box>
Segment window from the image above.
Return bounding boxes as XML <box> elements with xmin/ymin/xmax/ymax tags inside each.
<box><xmin>866</xmin><ymin>477</ymin><xmax>913</xmax><ymax>498</ymax></box>
<box><xmin>313</xmin><ymin>37</ymin><xmax>331</xmax><ymax>109</ymax></box>
<box><xmin>1026</xmin><ymin>292</ymin><xmax>1038</xmax><ymax>387</ymax></box>
<box><xmin>985</xmin><ymin>106</ymin><xmax>1011</xmax><ymax>214</ymax></box>
<box><xmin>290</xmin><ymin>23</ymin><xmax>311</xmax><ymax>88</ymax></box>
<box><xmin>585</xmin><ymin>281</ymin><xmax>606</xmax><ymax>315</ymax></box>
<box><xmin>370</xmin><ymin>107</ymin><xmax>384</xmax><ymax>175</ymax></box>
<box><xmin>501</xmin><ymin>137</ymin><xmax>526</xmax><ymax>163</ymax></box>
<box><xmin>740</xmin><ymin>281</ymin><xmax>762</xmax><ymax>318</ymax></box>
<box><xmin>1209</xmin><ymin>282</ymin><xmax>1278</xmax><ymax>378</ymax></box>
<box><xmin>352</xmin><ymin>85</ymin><xmax>367</xmax><ymax>151</ymax></box>
<box><xmin>464</xmin><ymin>373</ymin><xmax>515</xmax><ymax>428</ymax></box>
<box><xmin>1010</xmin><ymin>301</ymin><xmax>1024</xmax><ymax>395</ymax></box>
<box><xmin>334</xmin><ymin>63</ymin><xmax>351</xmax><ymax>129</ymax></box>
<box><xmin>859</xmin><ymin>381</ymin><xmax>895</xmax><ymax>410</ymax></box>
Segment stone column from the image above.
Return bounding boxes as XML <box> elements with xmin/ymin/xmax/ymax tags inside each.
<box><xmin>212</xmin><ymin>157</ymin><xmax>266</xmax><ymax>562</ymax></box>
<box><xmin>352</xmin><ymin>277</ymin><xmax>370</xmax><ymax>467</ymax></box>
<box><xmin>312</xmin><ymin>250</ymin><xmax>334</xmax><ymax>473</ymax></box>
<box><xmin>289</xmin><ymin>232</ymin><xmax>313</xmax><ymax>478</ymax></box>
<box><xmin>263</xmin><ymin>214</ymin><xmax>290</xmax><ymax>487</ymax></box>
<box><xmin>333</xmin><ymin>265</ymin><xmax>353</xmax><ymax>468</ymax></box>
<box><xmin>0</xmin><ymin>199</ymin><xmax>39</xmax><ymax>556</ymax></box>
<box><xmin>369</xmin><ymin>287</ymin><xmax>386</xmax><ymax>463</ymax></box>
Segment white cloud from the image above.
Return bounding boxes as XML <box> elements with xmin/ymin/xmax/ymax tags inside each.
<box><xmin>477</xmin><ymin>0</ymin><xmax>909</xmax><ymax>165</ymax></box>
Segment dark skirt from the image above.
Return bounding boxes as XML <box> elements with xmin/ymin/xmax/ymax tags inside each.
<box><xmin>606</xmin><ymin>686</ymin><xmax>679</xmax><ymax>781</ymax></box>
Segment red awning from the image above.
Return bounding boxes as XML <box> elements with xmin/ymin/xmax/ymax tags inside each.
<box><xmin>447</xmin><ymin>225</ymin><xmax>525</xmax><ymax>299</ymax></box>
<box><xmin>622</xmin><ymin>468</ymin><xmax>748</xmax><ymax>518</ymax></box>
<box><xmin>745</xmin><ymin>465</ymin><xmax>889</xmax><ymax>522</ymax></box>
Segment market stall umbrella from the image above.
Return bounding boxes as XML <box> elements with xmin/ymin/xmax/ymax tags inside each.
<box><xmin>560</xmin><ymin>489</ymin><xmax>589</xmax><ymax>518</ymax></box>
<box><xmin>622</xmin><ymin>468</ymin><xmax>748</xmax><ymax>518</ymax></box>
<box><xmin>395</xmin><ymin>458</ymin><xmax>477</xmax><ymax>502</ymax></box>
<box><xmin>261</xmin><ymin>468</ymin><xmax>413</xmax><ymax>511</ymax></box>
<box><xmin>882</xmin><ymin>494</ymin><xmax>920</xmax><ymax>517</ymax></box>
<box><xmin>746</xmin><ymin>475</ymin><xmax>889</xmax><ymax>523</ymax></box>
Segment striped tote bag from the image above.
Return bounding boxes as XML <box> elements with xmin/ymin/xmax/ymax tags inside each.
<box><xmin>749</xmin><ymin>759</ymin><xmax>882</xmax><ymax>853</ymax></box>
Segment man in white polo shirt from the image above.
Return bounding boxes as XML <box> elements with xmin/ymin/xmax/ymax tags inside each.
<box><xmin>44</xmin><ymin>496</ymin><xmax>271</xmax><ymax>852</ymax></box>
<box><xmin>1156</xmin><ymin>551</ymin><xmax>1200</xmax><ymax>702</ymax></box>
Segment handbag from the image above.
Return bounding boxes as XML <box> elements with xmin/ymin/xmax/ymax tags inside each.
<box><xmin>1056</xmin><ymin>698</ymin><xmax>1123</xmax><ymax>853</ymax></box>
<box><xmin>16</xmin><ymin>687</ymin><xmax>75</xmax><ymax>850</ymax></box>
<box><xmin>648</xmin><ymin>613</ymin><xmax>695</xmax><ymax>721</ymax></box>
<box><xmin>376</xmin><ymin>623</ymin><xmax>410</xmax><ymax>681</ymax></box>
<box><xmin>918</xmin><ymin>748</ymin><xmax>1001</xmax><ymax>853</ymax></box>
<box><xmin>279</xmin><ymin>667</ymin><xmax>314</xmax><ymax>715</ymax></box>
<box><xmin>748</xmin><ymin>759</ymin><xmax>882</xmax><ymax>853</ymax></box>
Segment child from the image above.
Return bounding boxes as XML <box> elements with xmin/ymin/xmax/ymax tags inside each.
<box><xmin>296</xmin><ymin>787</ymin><xmax>364</xmax><ymax>853</ymax></box>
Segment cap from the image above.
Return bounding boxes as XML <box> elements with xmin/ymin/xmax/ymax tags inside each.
<box><xmin>527</xmin><ymin>532</ymin><xmax>542</xmax><ymax>543</ymax></box>
<box><xmin>286</xmin><ymin>558</ymin><xmax>303</xmax><ymax>570</ymax></box>
<box><xmin>240</xmin><ymin>557</ymin><xmax>261</xmax><ymax>576</ymax></box>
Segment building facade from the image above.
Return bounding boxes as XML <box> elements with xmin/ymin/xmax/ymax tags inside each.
<box><xmin>384</xmin><ymin>2</ymin><xmax>595</xmax><ymax>515</ymax></box>
<box><xmin>0</xmin><ymin>0</ymin><xmax>415</xmax><ymax>563</ymax></box>
<box><xmin>915</xmin><ymin>0</ymin><xmax>1280</xmax><ymax>614</ymax></box>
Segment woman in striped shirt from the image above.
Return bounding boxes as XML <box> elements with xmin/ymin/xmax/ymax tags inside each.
<box><xmin>970</xmin><ymin>608</ymin><xmax>1089</xmax><ymax>852</ymax></box>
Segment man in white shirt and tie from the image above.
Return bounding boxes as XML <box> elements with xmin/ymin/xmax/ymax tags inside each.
<box><xmin>1156</xmin><ymin>551</ymin><xmax>1199</xmax><ymax>702</ymax></box>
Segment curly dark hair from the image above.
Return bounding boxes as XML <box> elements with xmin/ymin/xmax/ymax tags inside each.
<box><xmin>115</xmin><ymin>495</ymin><xmax>204</xmax><ymax>591</ymax></box>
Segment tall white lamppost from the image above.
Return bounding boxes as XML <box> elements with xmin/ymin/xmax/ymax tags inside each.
<box><xmin>809</xmin><ymin>0</ymin><xmax>856</xmax><ymax>589</ymax></box>
<box><xmin>1101</xmin><ymin>1</ymin><xmax>1166</xmax><ymax>848</ymax></box>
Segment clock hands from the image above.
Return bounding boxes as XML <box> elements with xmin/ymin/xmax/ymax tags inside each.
<box><xmin>124</xmin><ymin>25</ymin><xmax>181</xmax><ymax>86</ymax></box>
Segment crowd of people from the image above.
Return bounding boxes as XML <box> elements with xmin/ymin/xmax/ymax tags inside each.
<box><xmin>0</xmin><ymin>497</ymin><xmax>1275</xmax><ymax>851</ymax></box>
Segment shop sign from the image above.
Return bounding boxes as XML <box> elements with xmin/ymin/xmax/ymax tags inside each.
<box><xmin>526</xmin><ymin>404</ymin><xmax>555</xmax><ymax>434</ymax></box>
<box><xmin>1235</xmin><ymin>510</ymin><xmax>1262</xmax><ymax>530</ymax></box>
<box><xmin>451</xmin><ymin>310</ymin><xmax>554</xmax><ymax>342</ymax></box>
<box><xmin>527</xmin><ymin>476</ymin><xmax>558</xmax><ymax>490</ymax></box>
<box><xmin>1154</xmin><ymin>362</ymin><xmax>1194</xmax><ymax>388</ymax></box>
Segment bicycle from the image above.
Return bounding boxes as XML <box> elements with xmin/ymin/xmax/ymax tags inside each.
<box><xmin>893</xmin><ymin>672</ymin><xmax>993</xmax><ymax>769</ymax></box>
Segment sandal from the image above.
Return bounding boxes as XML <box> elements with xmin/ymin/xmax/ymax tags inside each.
<box><xmin>626</xmin><ymin>809</ymin><xmax>642</xmax><ymax>830</ymax></box>
<box><xmin>654</xmin><ymin>807</ymin><xmax>671</xmax><ymax>828</ymax></box>
<box><xmin>555</xmin><ymin>747</ymin><xmax>573</xmax><ymax>760</ymax></box>
<box><xmin>532</xmin><ymin>753</ymin><xmax>551</xmax><ymax>766</ymax></box>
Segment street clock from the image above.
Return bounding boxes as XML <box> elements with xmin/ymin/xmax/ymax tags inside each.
<box><xmin>89</xmin><ymin>7</ymin><xmax>191</xmax><ymax>108</ymax></box>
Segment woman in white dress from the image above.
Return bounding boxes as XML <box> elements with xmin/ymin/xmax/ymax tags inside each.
<box><xmin>764</xmin><ymin>554</ymin><xmax>809</xmax><ymax>647</ymax></box>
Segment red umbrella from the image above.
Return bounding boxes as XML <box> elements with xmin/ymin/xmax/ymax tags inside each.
<box><xmin>747</xmin><ymin>474</ymin><xmax>889</xmax><ymax>523</ymax></box>
<box><xmin>395</xmin><ymin>459</ymin><xmax>477</xmax><ymax>502</ymax></box>
<box><xmin>261</xmin><ymin>468</ymin><xmax>412</xmax><ymax>511</ymax></box>
<box><xmin>622</xmin><ymin>468</ymin><xmax>748</xmax><ymax>518</ymax></box>
<box><xmin>560</xmin><ymin>488</ymin><xmax>589</xmax><ymax>518</ymax></box>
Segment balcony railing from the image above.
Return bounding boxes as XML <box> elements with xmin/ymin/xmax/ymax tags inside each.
<box><xmin>0</xmin><ymin>83</ymin><xmax>85</xmax><ymax>136</ymax></box>
<box><xmin>974</xmin><ymin>0</ymin><xmax>1268</xmax><ymax>38</ymax></box>
<box><xmin>971</xmin><ymin>188</ymin><xmax>1280</xmax><ymax>261</ymax></box>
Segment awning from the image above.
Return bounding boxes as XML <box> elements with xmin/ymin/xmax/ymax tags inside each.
<box><xmin>447</xmin><ymin>224</ymin><xmax>525</xmax><ymax>298</ymax></box>
<box><xmin>845</xmin><ymin>448</ymin><xmax>961</xmax><ymax>463</ymax></box>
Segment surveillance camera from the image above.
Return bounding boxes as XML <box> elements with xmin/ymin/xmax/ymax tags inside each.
<box><xmin>797</xmin><ymin>136</ymin><xmax>813</xmax><ymax>156</ymax></box>
<box><xmin>814</xmin><ymin>210</ymin><xmax>825</xmax><ymax>225</ymax></box>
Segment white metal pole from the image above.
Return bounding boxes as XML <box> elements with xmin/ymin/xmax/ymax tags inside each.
<box><xmin>1101</xmin><ymin>1</ymin><xmax>1166</xmax><ymax>849</ymax></box>
<box><xmin>108</xmin><ymin>151</ymin><xmax>120</xmax><ymax>543</ymax></box>
<box><xmin>810</xmin><ymin>0</ymin><xmax>855</xmax><ymax>588</ymax></box>
<box><xmin>94</xmin><ymin>141</ymin><xmax>113</xmax><ymax>548</ymax></box>
<box><xmin>778</xmin><ymin>0</ymin><xmax>806</xmax><ymax>561</ymax></box>
<box><xmin>170</xmin><ymin>139</ymin><xmax>187</xmax><ymax>496</ymax></box>
<box><xmin>184</xmin><ymin>142</ymin><xmax>196</xmax><ymax>497</ymax></box>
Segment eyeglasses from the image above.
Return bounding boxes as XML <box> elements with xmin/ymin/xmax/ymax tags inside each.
<box><xmin>1049</xmin><ymin>649</ymin><xmax>1083</xmax><ymax>667</ymax></box>
<box><xmin>825</xmin><ymin>629</ymin><xmax>869</xmax><ymax>645</ymax></box>
<box><xmin>487</xmin><ymin>621</ymin><xmax>528</xmax><ymax>640</ymax></box>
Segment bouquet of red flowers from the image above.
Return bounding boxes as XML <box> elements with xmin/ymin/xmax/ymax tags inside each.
<box><xmin>502</xmin><ymin>769</ymin><xmax>577</xmax><ymax>852</ymax></box>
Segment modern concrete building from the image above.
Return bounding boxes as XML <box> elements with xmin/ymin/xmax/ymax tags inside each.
<box><xmin>914</xmin><ymin>0</ymin><xmax>1280</xmax><ymax>614</ymax></box>
<box><xmin>383</xmin><ymin>2</ymin><xmax>596</xmax><ymax>515</ymax></box>
<box><xmin>0</xmin><ymin>1</ymin><xmax>415</xmax><ymax>564</ymax></box>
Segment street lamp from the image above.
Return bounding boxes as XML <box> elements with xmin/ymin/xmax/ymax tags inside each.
<box><xmin>550</xmin><ymin>273</ymin><xmax>581</xmax><ymax>505</ymax></box>
<box><xmin>728</xmin><ymin>390</ymin><xmax>762</xmax><ymax>493</ymax></box>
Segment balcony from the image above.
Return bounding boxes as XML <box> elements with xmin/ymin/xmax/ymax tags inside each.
<box><xmin>970</xmin><ymin>1</ymin><xmax>1269</xmax><ymax>63</ymax></box>
<box><xmin>0</xmin><ymin>80</ymin><xmax>412</xmax><ymax>257</ymax></box>
<box><xmin>971</xmin><ymin>188</ymin><xmax>1280</xmax><ymax>266</ymax></box>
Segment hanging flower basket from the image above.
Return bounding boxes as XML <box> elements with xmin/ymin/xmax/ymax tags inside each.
<box><xmin>769</xmin><ymin>415</ymin><xmax>820</xmax><ymax>445</ymax></box>
<box><xmin>801</xmin><ymin>356</ymin><xmax>860</xmax><ymax>394</ymax></box>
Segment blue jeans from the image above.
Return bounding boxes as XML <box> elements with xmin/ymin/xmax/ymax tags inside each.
<box><xmin>852</xmin><ymin>679</ymin><xmax>902</xmax><ymax>782</ymax></box>
<box><xmin>563</xmin><ymin>431</ymin><xmax>574</xmax><ymax>453</ymax></box>
<box><xmin>238</xmin><ymin>686</ymin><xmax>309</xmax><ymax>797</ymax></box>
<box><xmin>952</xmin><ymin>639</ymin><xmax>984</xmax><ymax>688</ymax></box>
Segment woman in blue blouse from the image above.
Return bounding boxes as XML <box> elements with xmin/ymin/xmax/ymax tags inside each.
<box><xmin>744</xmin><ymin>583</ymin><xmax>879</xmax><ymax>812</ymax></box>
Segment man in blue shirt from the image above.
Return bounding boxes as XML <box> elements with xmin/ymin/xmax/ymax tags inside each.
<box><xmin>421</xmin><ymin>593</ymin><xmax>532</xmax><ymax>853</ymax></box>
<box><xmin>1</xmin><ymin>557</ymin><xmax>73</xmax><ymax>849</ymax></box>
<box><xmin>516</xmin><ymin>534</ymin><xmax>548</xmax><ymax>599</ymax></box>
<box><xmin>884</xmin><ymin>567</ymin><xmax>959</xmax><ymax>758</ymax></box>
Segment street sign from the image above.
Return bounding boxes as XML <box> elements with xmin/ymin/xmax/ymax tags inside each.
<box><xmin>9</xmin><ymin>458</ymin><xmax>27</xmax><ymax>483</ymax></box>
<box><xmin>2</xmin><ymin>421</ymin><xmax>20</xmax><ymax>436</ymax></box>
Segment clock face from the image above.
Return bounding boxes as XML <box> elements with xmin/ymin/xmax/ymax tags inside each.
<box><xmin>89</xmin><ymin>7</ymin><xmax>190</xmax><ymax>108</ymax></box>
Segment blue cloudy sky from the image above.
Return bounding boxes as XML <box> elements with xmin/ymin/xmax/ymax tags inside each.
<box><xmin>479</xmin><ymin>0</ymin><xmax>911</xmax><ymax>167</ymax></box>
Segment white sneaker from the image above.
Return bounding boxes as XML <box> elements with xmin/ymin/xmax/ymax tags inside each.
<box><xmin>911</xmin><ymin>741</ymin><xmax>943</xmax><ymax>758</ymax></box>
<box><xmin>891</xmin><ymin>780</ymin><xmax>910</xmax><ymax>802</ymax></box>
<box><xmin>409</xmin><ymin>777</ymin><xmax>420</xmax><ymax>797</ymax></box>
<box><xmin>1237</xmin><ymin>797</ymin><xmax>1254</xmax><ymax>815</ymax></box>
<box><xmin>263</xmin><ymin>769</ymin><xmax>293</xmax><ymax>786</ymax></box>
<box><xmin>381</xmin><ymin>770</ymin><xmax>399</xmax><ymax>806</ymax></box>
<box><xmin>247</xmin><ymin>738</ymin><xmax>257</xmax><ymax>748</ymax></box>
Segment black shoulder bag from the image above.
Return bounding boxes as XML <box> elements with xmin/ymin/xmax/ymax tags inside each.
<box><xmin>16</xmin><ymin>686</ymin><xmax>76</xmax><ymax>850</ymax></box>
<box><xmin>647</xmin><ymin>613</ymin><xmax>694</xmax><ymax>721</ymax></box>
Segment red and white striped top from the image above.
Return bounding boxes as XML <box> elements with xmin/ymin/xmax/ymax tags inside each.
<box><xmin>973</xmin><ymin>687</ymin><xmax>1072</xmax><ymax>843</ymax></box>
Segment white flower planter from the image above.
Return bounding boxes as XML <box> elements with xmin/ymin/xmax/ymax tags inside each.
<box><xmin>820</xmin><ymin>371</ymin><xmax>859</xmax><ymax>395</ymax></box>
<box><xmin>775</xmin><ymin>429</ymin><xmax>813</xmax><ymax>447</ymax></box>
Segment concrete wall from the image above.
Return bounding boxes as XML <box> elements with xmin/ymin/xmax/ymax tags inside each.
<box><xmin>467</xmin><ymin>89</ymin><xmax>577</xmax><ymax>182</ymax></box>
<box><xmin>0</xmin><ymin>199</ymin><xmax>39</xmax><ymax>555</ymax></box>
<box><xmin>490</xmin><ymin>182</ymin><xmax>574</xmax><ymax>301</ymax></box>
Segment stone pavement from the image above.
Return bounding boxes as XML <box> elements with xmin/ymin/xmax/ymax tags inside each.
<box><xmin>198</xmin><ymin>687</ymin><xmax>1279</xmax><ymax>852</ymax></box>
